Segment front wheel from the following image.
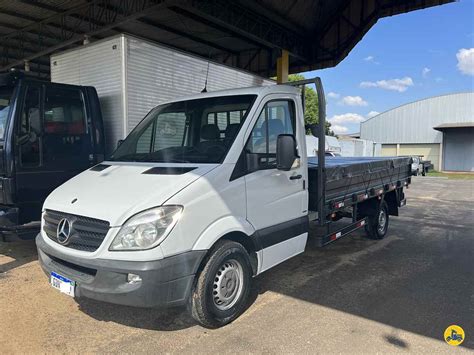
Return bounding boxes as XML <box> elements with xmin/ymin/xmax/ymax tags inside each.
<box><xmin>365</xmin><ymin>201</ymin><xmax>389</xmax><ymax>239</ymax></box>
<box><xmin>191</xmin><ymin>240</ymin><xmax>252</xmax><ymax>328</ymax></box>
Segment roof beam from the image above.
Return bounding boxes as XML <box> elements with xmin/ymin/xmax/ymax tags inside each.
<box><xmin>0</xmin><ymin>0</ymin><xmax>182</xmax><ymax>72</ymax></box>
<box><xmin>169</xmin><ymin>0</ymin><xmax>311</xmax><ymax>62</ymax></box>
<box><xmin>134</xmin><ymin>17</ymin><xmax>239</xmax><ymax>55</ymax></box>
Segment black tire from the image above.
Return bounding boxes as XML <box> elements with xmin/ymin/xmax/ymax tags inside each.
<box><xmin>365</xmin><ymin>201</ymin><xmax>389</xmax><ymax>239</ymax></box>
<box><xmin>191</xmin><ymin>240</ymin><xmax>252</xmax><ymax>328</ymax></box>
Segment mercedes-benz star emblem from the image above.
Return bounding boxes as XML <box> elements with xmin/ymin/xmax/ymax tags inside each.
<box><xmin>57</xmin><ymin>218</ymin><xmax>72</xmax><ymax>244</ymax></box>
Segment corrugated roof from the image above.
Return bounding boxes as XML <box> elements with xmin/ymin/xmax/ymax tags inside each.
<box><xmin>0</xmin><ymin>0</ymin><xmax>455</xmax><ymax>78</ymax></box>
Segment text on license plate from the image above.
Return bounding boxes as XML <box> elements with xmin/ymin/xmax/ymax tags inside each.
<box><xmin>50</xmin><ymin>272</ymin><xmax>75</xmax><ymax>297</ymax></box>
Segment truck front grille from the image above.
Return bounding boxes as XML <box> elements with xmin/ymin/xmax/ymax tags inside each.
<box><xmin>43</xmin><ymin>209</ymin><xmax>110</xmax><ymax>252</ymax></box>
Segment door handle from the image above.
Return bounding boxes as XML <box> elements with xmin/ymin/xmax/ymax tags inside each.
<box><xmin>289</xmin><ymin>174</ymin><xmax>302</xmax><ymax>180</ymax></box>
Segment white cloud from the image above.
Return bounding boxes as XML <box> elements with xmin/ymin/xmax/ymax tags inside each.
<box><xmin>339</xmin><ymin>95</ymin><xmax>368</xmax><ymax>106</ymax></box>
<box><xmin>360</xmin><ymin>77</ymin><xmax>414</xmax><ymax>92</ymax></box>
<box><xmin>435</xmin><ymin>77</ymin><xmax>443</xmax><ymax>82</ymax></box>
<box><xmin>367</xmin><ymin>111</ymin><xmax>380</xmax><ymax>118</ymax></box>
<box><xmin>328</xmin><ymin>113</ymin><xmax>365</xmax><ymax>124</ymax></box>
<box><xmin>422</xmin><ymin>67</ymin><xmax>431</xmax><ymax>78</ymax></box>
<box><xmin>456</xmin><ymin>48</ymin><xmax>474</xmax><ymax>76</ymax></box>
<box><xmin>364</xmin><ymin>55</ymin><xmax>379</xmax><ymax>64</ymax></box>
<box><xmin>331</xmin><ymin>125</ymin><xmax>349</xmax><ymax>134</ymax></box>
<box><xmin>327</xmin><ymin>92</ymin><xmax>340</xmax><ymax>99</ymax></box>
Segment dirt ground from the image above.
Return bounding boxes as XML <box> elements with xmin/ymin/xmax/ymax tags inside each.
<box><xmin>0</xmin><ymin>177</ymin><xmax>473</xmax><ymax>353</ymax></box>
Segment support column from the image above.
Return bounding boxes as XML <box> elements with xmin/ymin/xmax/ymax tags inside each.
<box><xmin>276</xmin><ymin>49</ymin><xmax>289</xmax><ymax>84</ymax></box>
<box><xmin>439</xmin><ymin>136</ymin><xmax>444</xmax><ymax>172</ymax></box>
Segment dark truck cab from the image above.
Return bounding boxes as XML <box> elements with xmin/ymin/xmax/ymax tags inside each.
<box><xmin>0</xmin><ymin>71</ymin><xmax>105</xmax><ymax>238</ymax></box>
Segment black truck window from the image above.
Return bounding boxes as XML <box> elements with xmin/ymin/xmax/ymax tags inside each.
<box><xmin>19</xmin><ymin>86</ymin><xmax>41</xmax><ymax>167</ymax></box>
<box><xmin>43</xmin><ymin>87</ymin><xmax>88</xmax><ymax>164</ymax></box>
<box><xmin>245</xmin><ymin>100</ymin><xmax>296</xmax><ymax>169</ymax></box>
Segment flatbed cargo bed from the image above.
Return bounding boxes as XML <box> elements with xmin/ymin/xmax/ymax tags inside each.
<box><xmin>307</xmin><ymin>156</ymin><xmax>412</xmax><ymax>212</ymax></box>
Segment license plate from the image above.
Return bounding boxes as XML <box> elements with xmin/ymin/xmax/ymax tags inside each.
<box><xmin>50</xmin><ymin>272</ymin><xmax>75</xmax><ymax>297</ymax></box>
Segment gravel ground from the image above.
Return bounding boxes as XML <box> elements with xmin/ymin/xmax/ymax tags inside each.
<box><xmin>0</xmin><ymin>177</ymin><xmax>472</xmax><ymax>353</ymax></box>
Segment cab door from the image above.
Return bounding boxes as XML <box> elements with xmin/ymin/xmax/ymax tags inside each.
<box><xmin>15</xmin><ymin>83</ymin><xmax>92</xmax><ymax>224</ymax></box>
<box><xmin>243</xmin><ymin>96</ymin><xmax>308</xmax><ymax>272</ymax></box>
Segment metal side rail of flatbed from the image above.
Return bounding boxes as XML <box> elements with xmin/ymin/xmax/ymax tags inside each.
<box><xmin>306</xmin><ymin>156</ymin><xmax>411</xmax><ymax>247</ymax></box>
<box><xmin>286</xmin><ymin>78</ymin><xmax>412</xmax><ymax>247</ymax></box>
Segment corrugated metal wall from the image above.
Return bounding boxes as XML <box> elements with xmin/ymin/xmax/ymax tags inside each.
<box><xmin>360</xmin><ymin>93</ymin><xmax>474</xmax><ymax>144</ymax></box>
<box><xmin>125</xmin><ymin>36</ymin><xmax>273</xmax><ymax>133</ymax></box>
<box><xmin>51</xmin><ymin>37</ymin><xmax>125</xmax><ymax>153</ymax></box>
<box><xmin>51</xmin><ymin>34</ymin><xmax>273</xmax><ymax>154</ymax></box>
<box><xmin>443</xmin><ymin>129</ymin><xmax>474</xmax><ymax>171</ymax></box>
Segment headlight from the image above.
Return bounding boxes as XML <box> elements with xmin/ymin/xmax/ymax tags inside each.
<box><xmin>109</xmin><ymin>205</ymin><xmax>183</xmax><ymax>251</ymax></box>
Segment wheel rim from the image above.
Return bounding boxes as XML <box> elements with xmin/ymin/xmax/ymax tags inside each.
<box><xmin>377</xmin><ymin>209</ymin><xmax>387</xmax><ymax>234</ymax></box>
<box><xmin>212</xmin><ymin>259</ymin><xmax>244</xmax><ymax>311</ymax></box>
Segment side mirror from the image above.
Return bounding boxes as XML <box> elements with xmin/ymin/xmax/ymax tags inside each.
<box><xmin>277</xmin><ymin>134</ymin><xmax>298</xmax><ymax>171</ymax></box>
<box><xmin>117</xmin><ymin>139</ymin><xmax>124</xmax><ymax>148</ymax></box>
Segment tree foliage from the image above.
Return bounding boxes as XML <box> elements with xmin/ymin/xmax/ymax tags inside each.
<box><xmin>287</xmin><ymin>74</ymin><xmax>333</xmax><ymax>135</ymax></box>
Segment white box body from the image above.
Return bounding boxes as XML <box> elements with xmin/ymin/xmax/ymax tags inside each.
<box><xmin>51</xmin><ymin>34</ymin><xmax>273</xmax><ymax>154</ymax></box>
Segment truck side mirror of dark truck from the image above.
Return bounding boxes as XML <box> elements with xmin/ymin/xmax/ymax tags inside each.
<box><xmin>277</xmin><ymin>134</ymin><xmax>298</xmax><ymax>171</ymax></box>
<box><xmin>305</xmin><ymin>123</ymin><xmax>319</xmax><ymax>137</ymax></box>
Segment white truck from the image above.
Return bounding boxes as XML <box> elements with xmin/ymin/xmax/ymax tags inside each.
<box><xmin>36</xmin><ymin>78</ymin><xmax>412</xmax><ymax>328</ymax></box>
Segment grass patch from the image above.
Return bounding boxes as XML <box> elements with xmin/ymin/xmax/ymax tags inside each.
<box><xmin>426</xmin><ymin>171</ymin><xmax>474</xmax><ymax>180</ymax></box>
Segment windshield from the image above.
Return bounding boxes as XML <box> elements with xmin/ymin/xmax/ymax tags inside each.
<box><xmin>0</xmin><ymin>87</ymin><xmax>13</xmax><ymax>139</ymax></box>
<box><xmin>110</xmin><ymin>95</ymin><xmax>256</xmax><ymax>164</ymax></box>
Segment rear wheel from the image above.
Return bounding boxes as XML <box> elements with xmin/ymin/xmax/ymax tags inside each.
<box><xmin>191</xmin><ymin>240</ymin><xmax>252</xmax><ymax>328</ymax></box>
<box><xmin>365</xmin><ymin>201</ymin><xmax>389</xmax><ymax>239</ymax></box>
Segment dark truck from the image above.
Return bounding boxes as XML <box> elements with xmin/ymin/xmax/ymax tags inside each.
<box><xmin>0</xmin><ymin>71</ymin><xmax>105</xmax><ymax>239</ymax></box>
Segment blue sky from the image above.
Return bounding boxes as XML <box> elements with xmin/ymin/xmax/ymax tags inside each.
<box><xmin>303</xmin><ymin>0</ymin><xmax>474</xmax><ymax>135</ymax></box>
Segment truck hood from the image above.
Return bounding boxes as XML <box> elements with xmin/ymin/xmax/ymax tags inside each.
<box><xmin>43</xmin><ymin>162</ymin><xmax>218</xmax><ymax>226</ymax></box>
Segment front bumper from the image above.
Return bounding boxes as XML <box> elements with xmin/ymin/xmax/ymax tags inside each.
<box><xmin>0</xmin><ymin>205</ymin><xmax>40</xmax><ymax>239</ymax></box>
<box><xmin>36</xmin><ymin>234</ymin><xmax>206</xmax><ymax>308</ymax></box>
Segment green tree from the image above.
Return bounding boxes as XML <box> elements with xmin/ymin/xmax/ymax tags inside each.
<box><xmin>287</xmin><ymin>74</ymin><xmax>333</xmax><ymax>135</ymax></box>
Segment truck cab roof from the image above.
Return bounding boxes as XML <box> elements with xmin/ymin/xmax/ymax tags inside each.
<box><xmin>158</xmin><ymin>84</ymin><xmax>300</xmax><ymax>106</ymax></box>
<box><xmin>0</xmin><ymin>70</ymin><xmax>94</xmax><ymax>90</ymax></box>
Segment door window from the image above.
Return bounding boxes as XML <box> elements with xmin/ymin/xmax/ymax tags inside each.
<box><xmin>19</xmin><ymin>86</ymin><xmax>41</xmax><ymax>167</ymax></box>
<box><xmin>245</xmin><ymin>100</ymin><xmax>296</xmax><ymax>169</ymax></box>
<box><xmin>43</xmin><ymin>87</ymin><xmax>88</xmax><ymax>164</ymax></box>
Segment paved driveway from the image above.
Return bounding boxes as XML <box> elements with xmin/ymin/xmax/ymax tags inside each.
<box><xmin>0</xmin><ymin>177</ymin><xmax>472</xmax><ymax>353</ymax></box>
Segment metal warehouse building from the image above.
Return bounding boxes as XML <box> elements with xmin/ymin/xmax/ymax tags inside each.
<box><xmin>360</xmin><ymin>92</ymin><xmax>474</xmax><ymax>172</ymax></box>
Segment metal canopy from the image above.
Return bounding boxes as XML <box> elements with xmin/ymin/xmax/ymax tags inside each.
<box><xmin>0</xmin><ymin>0</ymin><xmax>454</xmax><ymax>78</ymax></box>
<box><xmin>434</xmin><ymin>122</ymin><xmax>474</xmax><ymax>130</ymax></box>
